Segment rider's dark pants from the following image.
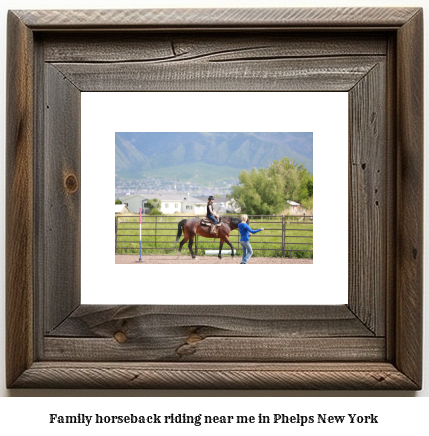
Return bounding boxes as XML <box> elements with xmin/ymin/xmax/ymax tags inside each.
<box><xmin>207</xmin><ymin>214</ymin><xmax>217</xmax><ymax>225</ymax></box>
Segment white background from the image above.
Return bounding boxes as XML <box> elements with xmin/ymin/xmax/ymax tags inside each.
<box><xmin>82</xmin><ymin>92</ymin><xmax>348</xmax><ymax>305</ymax></box>
<box><xmin>0</xmin><ymin>0</ymin><xmax>428</xmax><ymax>428</ymax></box>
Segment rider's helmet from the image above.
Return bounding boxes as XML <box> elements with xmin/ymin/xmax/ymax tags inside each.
<box><xmin>208</xmin><ymin>196</ymin><xmax>215</xmax><ymax>201</ymax></box>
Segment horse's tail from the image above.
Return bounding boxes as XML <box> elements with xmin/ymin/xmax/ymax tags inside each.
<box><xmin>175</xmin><ymin>219</ymin><xmax>187</xmax><ymax>244</ymax></box>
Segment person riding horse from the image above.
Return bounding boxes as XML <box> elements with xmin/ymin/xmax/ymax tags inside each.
<box><xmin>206</xmin><ymin>195</ymin><xmax>220</xmax><ymax>234</ymax></box>
<box><xmin>176</xmin><ymin>215</ymin><xmax>240</xmax><ymax>259</ymax></box>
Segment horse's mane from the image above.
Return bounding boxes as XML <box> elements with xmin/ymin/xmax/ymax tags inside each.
<box><xmin>221</xmin><ymin>215</ymin><xmax>241</xmax><ymax>228</ymax></box>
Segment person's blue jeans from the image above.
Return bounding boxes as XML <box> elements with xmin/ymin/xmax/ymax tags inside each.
<box><xmin>207</xmin><ymin>214</ymin><xmax>217</xmax><ymax>225</ymax></box>
<box><xmin>240</xmin><ymin>240</ymin><xmax>253</xmax><ymax>264</ymax></box>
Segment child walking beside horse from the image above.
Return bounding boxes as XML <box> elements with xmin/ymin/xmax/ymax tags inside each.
<box><xmin>238</xmin><ymin>214</ymin><xmax>264</xmax><ymax>264</ymax></box>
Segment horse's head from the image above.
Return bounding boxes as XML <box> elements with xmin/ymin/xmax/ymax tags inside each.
<box><xmin>222</xmin><ymin>216</ymin><xmax>241</xmax><ymax>229</ymax></box>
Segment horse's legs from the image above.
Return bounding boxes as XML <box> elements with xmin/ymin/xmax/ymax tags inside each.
<box><xmin>177</xmin><ymin>228</ymin><xmax>189</xmax><ymax>255</ymax></box>
<box><xmin>177</xmin><ymin>237</ymin><xmax>189</xmax><ymax>255</ymax></box>
<box><xmin>218</xmin><ymin>242</ymin><xmax>224</xmax><ymax>259</ymax></box>
<box><xmin>223</xmin><ymin>236</ymin><xmax>235</xmax><ymax>257</ymax></box>
<box><xmin>188</xmin><ymin>236</ymin><xmax>196</xmax><ymax>259</ymax></box>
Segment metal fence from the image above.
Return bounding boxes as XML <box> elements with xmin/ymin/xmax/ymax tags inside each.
<box><xmin>115</xmin><ymin>214</ymin><xmax>313</xmax><ymax>258</ymax></box>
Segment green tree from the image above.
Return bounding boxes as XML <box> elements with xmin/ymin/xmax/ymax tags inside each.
<box><xmin>230</xmin><ymin>158</ymin><xmax>313</xmax><ymax>215</ymax></box>
<box><xmin>306</xmin><ymin>179</ymin><xmax>313</xmax><ymax>198</ymax></box>
<box><xmin>115</xmin><ymin>199</ymin><xmax>122</xmax><ymax>204</ymax></box>
<box><xmin>300</xmin><ymin>196</ymin><xmax>313</xmax><ymax>211</ymax></box>
<box><xmin>146</xmin><ymin>199</ymin><xmax>162</xmax><ymax>215</ymax></box>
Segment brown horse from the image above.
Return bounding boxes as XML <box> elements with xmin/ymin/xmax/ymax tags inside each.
<box><xmin>175</xmin><ymin>216</ymin><xmax>245</xmax><ymax>259</ymax></box>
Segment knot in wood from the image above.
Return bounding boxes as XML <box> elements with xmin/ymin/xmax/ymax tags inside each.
<box><xmin>186</xmin><ymin>333</ymin><xmax>203</xmax><ymax>344</ymax></box>
<box><xmin>64</xmin><ymin>174</ymin><xmax>78</xmax><ymax>193</ymax></box>
<box><xmin>114</xmin><ymin>331</ymin><xmax>128</xmax><ymax>343</ymax></box>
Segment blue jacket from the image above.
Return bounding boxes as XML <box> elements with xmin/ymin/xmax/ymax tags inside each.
<box><xmin>238</xmin><ymin>222</ymin><xmax>262</xmax><ymax>242</ymax></box>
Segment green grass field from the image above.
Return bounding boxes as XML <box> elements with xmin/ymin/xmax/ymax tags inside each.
<box><xmin>115</xmin><ymin>214</ymin><xmax>313</xmax><ymax>259</ymax></box>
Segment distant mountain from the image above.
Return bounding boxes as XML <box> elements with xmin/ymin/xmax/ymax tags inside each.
<box><xmin>115</xmin><ymin>132</ymin><xmax>313</xmax><ymax>182</ymax></box>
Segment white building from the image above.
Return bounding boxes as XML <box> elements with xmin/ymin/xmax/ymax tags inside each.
<box><xmin>114</xmin><ymin>204</ymin><xmax>131</xmax><ymax>214</ymax></box>
<box><xmin>122</xmin><ymin>193</ymin><xmax>206</xmax><ymax>215</ymax></box>
<box><xmin>287</xmin><ymin>200</ymin><xmax>301</xmax><ymax>213</ymax></box>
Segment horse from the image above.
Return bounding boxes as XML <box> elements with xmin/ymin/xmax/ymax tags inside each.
<box><xmin>175</xmin><ymin>216</ymin><xmax>246</xmax><ymax>259</ymax></box>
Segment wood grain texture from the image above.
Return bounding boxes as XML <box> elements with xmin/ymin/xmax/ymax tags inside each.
<box><xmin>52</xmin><ymin>56</ymin><xmax>383</xmax><ymax>92</ymax></box>
<box><xmin>44</xmin><ymin>305</ymin><xmax>380</xmax><ymax>362</ymax></box>
<box><xmin>395</xmin><ymin>9</ymin><xmax>423</xmax><ymax>387</ymax></box>
<box><xmin>47</xmin><ymin>305</ymin><xmax>375</xmax><ymax>338</ymax></box>
<box><xmin>44</xmin><ymin>337</ymin><xmax>385</xmax><ymax>362</ymax></box>
<box><xmin>42</xmin><ymin>33</ymin><xmax>388</xmax><ymax>63</ymax></box>
<box><xmin>6</xmin><ymin>11</ymin><xmax>35</xmax><ymax>388</ymax></box>
<box><xmin>43</xmin><ymin>64</ymin><xmax>81</xmax><ymax>333</ymax></box>
<box><xmin>384</xmin><ymin>34</ymin><xmax>398</xmax><ymax>363</ymax></box>
<box><xmin>33</xmin><ymin>38</ymin><xmax>47</xmax><ymax>361</ymax></box>
<box><xmin>11</xmin><ymin>362</ymin><xmax>419</xmax><ymax>390</ymax></box>
<box><xmin>13</xmin><ymin>8</ymin><xmax>420</xmax><ymax>29</ymax></box>
<box><xmin>348</xmin><ymin>62</ymin><xmax>386</xmax><ymax>335</ymax></box>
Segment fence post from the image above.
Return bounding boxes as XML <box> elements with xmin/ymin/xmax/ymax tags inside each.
<box><xmin>115</xmin><ymin>215</ymin><xmax>118</xmax><ymax>254</ymax></box>
<box><xmin>282</xmin><ymin>215</ymin><xmax>285</xmax><ymax>258</ymax></box>
<box><xmin>155</xmin><ymin>215</ymin><xmax>157</xmax><ymax>249</ymax></box>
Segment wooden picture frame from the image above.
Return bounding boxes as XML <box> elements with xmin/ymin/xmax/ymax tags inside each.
<box><xmin>6</xmin><ymin>7</ymin><xmax>423</xmax><ymax>389</ymax></box>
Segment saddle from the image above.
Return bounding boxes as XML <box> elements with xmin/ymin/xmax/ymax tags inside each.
<box><xmin>201</xmin><ymin>217</ymin><xmax>222</xmax><ymax>227</ymax></box>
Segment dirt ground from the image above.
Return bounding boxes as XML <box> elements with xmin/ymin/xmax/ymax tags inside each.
<box><xmin>116</xmin><ymin>255</ymin><xmax>313</xmax><ymax>264</ymax></box>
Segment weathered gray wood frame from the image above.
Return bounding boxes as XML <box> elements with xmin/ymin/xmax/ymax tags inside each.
<box><xmin>6</xmin><ymin>8</ymin><xmax>423</xmax><ymax>389</ymax></box>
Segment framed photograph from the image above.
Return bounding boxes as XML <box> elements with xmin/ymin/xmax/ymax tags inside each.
<box><xmin>83</xmin><ymin>92</ymin><xmax>347</xmax><ymax>306</ymax></box>
<box><xmin>6</xmin><ymin>7</ymin><xmax>423</xmax><ymax>389</ymax></box>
